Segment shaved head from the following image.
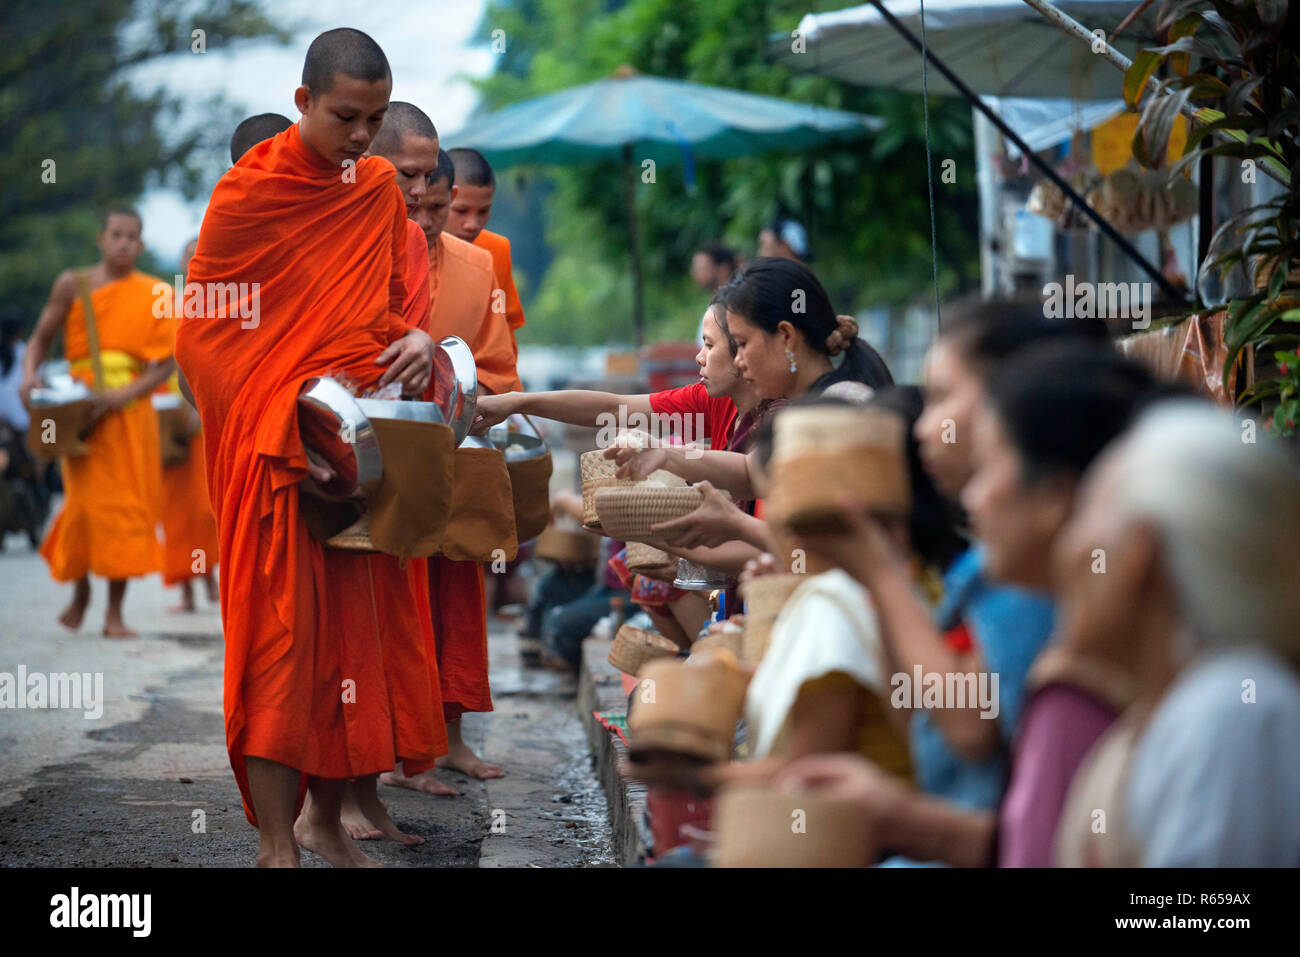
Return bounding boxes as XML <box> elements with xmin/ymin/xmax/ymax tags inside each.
<box><xmin>371</xmin><ymin>101</ymin><xmax>438</xmax><ymax>157</ymax></box>
<box><xmin>101</xmin><ymin>205</ymin><xmax>141</xmax><ymax>232</ymax></box>
<box><xmin>447</xmin><ymin>148</ymin><xmax>495</xmax><ymax>189</ymax></box>
<box><xmin>430</xmin><ymin>149</ymin><xmax>456</xmax><ymax>190</ymax></box>
<box><xmin>302</xmin><ymin>27</ymin><xmax>390</xmax><ymax>95</ymax></box>
<box><xmin>230</xmin><ymin>112</ymin><xmax>293</xmax><ymax>163</ymax></box>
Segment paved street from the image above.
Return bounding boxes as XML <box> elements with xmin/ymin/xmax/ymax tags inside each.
<box><xmin>0</xmin><ymin>531</ymin><xmax>613</xmax><ymax>867</ymax></box>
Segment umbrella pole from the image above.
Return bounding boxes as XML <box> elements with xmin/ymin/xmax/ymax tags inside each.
<box><xmin>624</xmin><ymin>144</ymin><xmax>646</xmax><ymax>347</ymax></box>
<box><xmin>866</xmin><ymin>0</ymin><xmax>1184</xmax><ymax>303</ymax></box>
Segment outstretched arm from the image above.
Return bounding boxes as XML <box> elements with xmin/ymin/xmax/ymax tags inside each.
<box><xmin>473</xmin><ymin>390</ymin><xmax>654</xmax><ymax>432</ymax></box>
<box><xmin>20</xmin><ymin>269</ymin><xmax>78</xmax><ymax>403</ymax></box>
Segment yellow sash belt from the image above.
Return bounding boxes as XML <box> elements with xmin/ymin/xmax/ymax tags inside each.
<box><xmin>70</xmin><ymin>351</ymin><xmax>141</xmax><ymax>390</ymax></box>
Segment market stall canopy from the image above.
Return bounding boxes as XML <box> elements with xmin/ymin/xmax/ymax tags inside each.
<box><xmin>991</xmin><ymin>96</ymin><xmax>1127</xmax><ymax>157</ymax></box>
<box><xmin>769</xmin><ymin>1</ymin><xmax>1161</xmax><ymax>100</ymax></box>
<box><xmin>445</xmin><ymin>70</ymin><xmax>884</xmax><ymax>168</ymax></box>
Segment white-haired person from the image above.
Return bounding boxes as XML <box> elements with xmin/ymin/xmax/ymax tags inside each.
<box><xmin>1051</xmin><ymin>401</ymin><xmax>1300</xmax><ymax>866</ymax></box>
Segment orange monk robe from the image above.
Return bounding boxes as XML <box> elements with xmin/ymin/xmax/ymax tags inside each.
<box><xmin>158</xmin><ymin>384</ymin><xmax>220</xmax><ymax>586</ymax></box>
<box><xmin>428</xmin><ymin>231</ymin><xmax>521</xmax><ymax>395</ymax></box>
<box><xmin>40</xmin><ymin>272</ymin><xmax>171</xmax><ymax>582</ymax></box>
<box><xmin>176</xmin><ymin>124</ymin><xmax>442</xmax><ymax>823</ymax></box>
<box><xmin>360</xmin><ymin>217</ymin><xmax>449</xmax><ymax>766</ymax></box>
<box><xmin>473</xmin><ymin>229</ymin><xmax>526</xmax><ymax>361</ymax></box>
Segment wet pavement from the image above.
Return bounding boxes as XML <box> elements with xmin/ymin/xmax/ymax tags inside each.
<box><xmin>0</xmin><ymin>533</ymin><xmax>614</xmax><ymax>867</ymax></box>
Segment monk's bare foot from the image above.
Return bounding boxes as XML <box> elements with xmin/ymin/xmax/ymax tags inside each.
<box><xmin>437</xmin><ymin>741</ymin><xmax>504</xmax><ymax>780</ymax></box>
<box><xmin>339</xmin><ymin>800</ymin><xmax>384</xmax><ymax>841</ymax></box>
<box><xmin>204</xmin><ymin>574</ymin><xmax>218</xmax><ymax>604</ymax></box>
<box><xmin>57</xmin><ymin>582</ymin><xmax>91</xmax><ymax>632</ymax></box>
<box><xmin>256</xmin><ymin>840</ymin><xmax>300</xmax><ymax>868</ymax></box>
<box><xmin>166</xmin><ymin>600</ymin><xmax>196</xmax><ymax>614</ymax></box>
<box><xmin>380</xmin><ymin>769</ymin><xmax>460</xmax><ymax>796</ymax></box>
<box><xmin>351</xmin><ymin>783</ymin><xmax>424</xmax><ymax>846</ymax></box>
<box><xmin>102</xmin><ymin>622</ymin><xmax>139</xmax><ymax>639</ymax></box>
<box><xmin>292</xmin><ymin>810</ymin><xmax>382</xmax><ymax>868</ymax></box>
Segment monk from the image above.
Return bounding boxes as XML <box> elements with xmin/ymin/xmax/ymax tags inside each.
<box><xmin>333</xmin><ymin>101</ymin><xmax>460</xmax><ymax>830</ymax></box>
<box><xmin>176</xmin><ymin>28</ymin><xmax>441</xmax><ymax>867</ymax></box>
<box><xmin>159</xmin><ymin>237</ymin><xmax>219</xmax><ymax>612</ymax></box>
<box><xmin>229</xmin><ymin>113</ymin><xmax>294</xmax><ymax>165</ymax></box>
<box><xmin>445</xmin><ymin>147</ymin><xmax>526</xmax><ymax>359</ymax></box>
<box><xmin>21</xmin><ymin>207</ymin><xmax>175</xmax><ymax>637</ymax></box>
<box><xmin>391</xmin><ymin>146</ymin><xmax>521</xmax><ymax>789</ymax></box>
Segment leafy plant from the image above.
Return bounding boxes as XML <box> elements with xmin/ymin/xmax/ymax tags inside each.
<box><xmin>1123</xmin><ymin>0</ymin><xmax>1298</xmax><ymax>431</ymax></box>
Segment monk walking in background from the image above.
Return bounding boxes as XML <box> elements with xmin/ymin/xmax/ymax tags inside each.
<box><xmin>159</xmin><ymin>237</ymin><xmax>219</xmax><ymax>612</ymax></box>
<box><xmin>176</xmin><ymin>29</ymin><xmax>438</xmax><ymax>867</ymax></box>
<box><xmin>445</xmin><ymin>147</ymin><xmax>527</xmax><ymax>360</ymax></box>
<box><xmin>228</xmin><ymin>113</ymin><xmax>294</xmax><ymax>164</ymax></box>
<box><xmin>20</xmin><ymin>207</ymin><xmax>175</xmax><ymax>637</ymax></box>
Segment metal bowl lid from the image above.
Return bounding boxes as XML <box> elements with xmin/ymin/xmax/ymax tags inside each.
<box><xmin>355</xmin><ymin>398</ymin><xmax>447</xmax><ymax>425</ymax></box>
<box><xmin>297</xmin><ymin>377</ymin><xmax>383</xmax><ymax>499</ymax></box>
<box><xmin>431</xmin><ymin>336</ymin><xmax>478</xmax><ymax>446</ymax></box>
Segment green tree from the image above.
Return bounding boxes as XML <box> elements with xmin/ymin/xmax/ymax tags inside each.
<box><xmin>0</xmin><ymin>0</ymin><xmax>289</xmax><ymax>327</ymax></box>
<box><xmin>470</xmin><ymin>0</ymin><xmax>979</xmax><ymax>346</ymax></box>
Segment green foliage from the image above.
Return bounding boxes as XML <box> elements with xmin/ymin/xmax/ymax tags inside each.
<box><xmin>0</xmin><ymin>0</ymin><xmax>288</xmax><ymax>326</ymax></box>
<box><xmin>472</xmin><ymin>0</ymin><xmax>980</xmax><ymax>345</ymax></box>
<box><xmin>1124</xmin><ymin>0</ymin><xmax>1298</xmax><ymax>431</ymax></box>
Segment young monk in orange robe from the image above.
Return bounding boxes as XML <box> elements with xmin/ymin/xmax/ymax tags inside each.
<box><xmin>175</xmin><ymin>29</ymin><xmax>439</xmax><ymax>868</ymax></box>
<box><xmin>156</xmin><ymin>237</ymin><xmax>219</xmax><ymax>612</ymax></box>
<box><xmin>21</xmin><ymin>207</ymin><xmax>175</xmax><ymax>637</ymax></box>
<box><xmin>332</xmin><ymin>101</ymin><xmax>458</xmax><ymax>835</ymax></box>
<box><xmin>399</xmin><ymin>148</ymin><xmax>522</xmax><ymax>787</ymax></box>
<box><xmin>445</xmin><ymin>148</ymin><xmax>527</xmax><ymax>358</ymax></box>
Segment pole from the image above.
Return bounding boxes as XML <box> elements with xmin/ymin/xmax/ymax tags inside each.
<box><xmin>623</xmin><ymin>144</ymin><xmax>645</xmax><ymax>347</ymax></box>
<box><xmin>867</xmin><ymin>0</ymin><xmax>1185</xmax><ymax>302</ymax></box>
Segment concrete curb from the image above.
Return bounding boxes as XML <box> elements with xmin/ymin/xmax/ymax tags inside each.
<box><xmin>578</xmin><ymin>636</ymin><xmax>647</xmax><ymax>867</ymax></box>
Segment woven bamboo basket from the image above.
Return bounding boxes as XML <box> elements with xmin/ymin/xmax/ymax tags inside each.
<box><xmin>713</xmin><ymin>784</ymin><xmax>874</xmax><ymax>868</ymax></box>
<box><xmin>607</xmin><ymin>624</ymin><xmax>681</xmax><ymax>676</ymax></box>
<box><xmin>626</xmin><ymin>540</ymin><xmax>674</xmax><ymax>571</ymax></box>
<box><xmin>595</xmin><ymin>484</ymin><xmax>725</xmax><ymax>543</ymax></box>
<box><xmin>764</xmin><ymin>407</ymin><xmax>910</xmax><ymax>532</ymax></box>
<box><xmin>689</xmin><ymin>627</ymin><xmax>744</xmax><ymax>662</ymax></box>
<box><xmin>627</xmin><ymin>656</ymin><xmax>749</xmax><ymax>762</ymax></box>
<box><xmin>741</xmin><ymin>573</ymin><xmax>804</xmax><ymax>663</ymax></box>
<box><xmin>533</xmin><ymin>525</ymin><xmax>599</xmax><ymax>564</ymax></box>
<box><xmin>579</xmin><ymin>449</ymin><xmax>620</xmax><ymax>526</ymax></box>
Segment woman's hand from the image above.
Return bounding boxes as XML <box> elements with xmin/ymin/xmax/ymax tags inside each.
<box><xmin>773</xmin><ymin>752</ymin><xmax>909</xmax><ymax>829</ymax></box>
<box><xmin>794</xmin><ymin>499</ymin><xmax>907</xmax><ymax>585</ymax></box>
<box><xmin>470</xmin><ymin>393</ymin><xmax>514</xmax><ymax>434</ymax></box>
<box><xmin>648</xmin><ymin>482</ymin><xmax>742</xmax><ymax>549</ymax></box>
<box><xmin>604</xmin><ymin>443</ymin><xmax>675</xmax><ymax>481</ymax></box>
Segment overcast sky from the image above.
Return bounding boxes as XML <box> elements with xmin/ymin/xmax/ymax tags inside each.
<box><xmin>134</xmin><ymin>0</ymin><xmax>494</xmax><ymax>264</ymax></box>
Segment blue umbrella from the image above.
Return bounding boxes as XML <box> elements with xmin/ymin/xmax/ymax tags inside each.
<box><xmin>446</xmin><ymin>68</ymin><xmax>884</xmax><ymax>342</ymax></box>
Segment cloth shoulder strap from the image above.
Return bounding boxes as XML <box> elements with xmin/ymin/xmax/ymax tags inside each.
<box><xmin>76</xmin><ymin>270</ymin><xmax>105</xmax><ymax>392</ymax></box>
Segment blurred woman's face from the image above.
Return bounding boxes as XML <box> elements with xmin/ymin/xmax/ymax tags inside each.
<box><xmin>915</xmin><ymin>340</ymin><xmax>983</xmax><ymax>500</ymax></box>
<box><xmin>961</xmin><ymin>403</ymin><xmax>1074</xmax><ymax>591</ymax></box>
<box><xmin>726</xmin><ymin>309</ymin><xmax>790</xmax><ymax>401</ymax></box>
<box><xmin>1051</xmin><ymin>449</ymin><xmax>1151</xmax><ymax>655</ymax></box>
<box><xmin>698</xmin><ymin>311</ymin><xmax>742</xmax><ymax>398</ymax></box>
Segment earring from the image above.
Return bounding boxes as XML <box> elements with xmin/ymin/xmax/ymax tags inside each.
<box><xmin>785</xmin><ymin>349</ymin><xmax>797</xmax><ymax>374</ymax></box>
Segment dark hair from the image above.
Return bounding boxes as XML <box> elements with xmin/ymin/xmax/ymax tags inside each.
<box><xmin>370</xmin><ymin>100</ymin><xmax>438</xmax><ymax>157</ymax></box>
<box><xmin>940</xmin><ymin>296</ymin><xmax>1109</xmax><ymax>380</ymax></box>
<box><xmin>765</xmin><ymin>216</ymin><xmax>811</xmax><ymax>261</ymax></box>
<box><xmin>100</xmin><ymin>205</ymin><xmax>141</xmax><ymax>231</ymax></box>
<box><xmin>429</xmin><ymin>149</ymin><xmax>456</xmax><ymax>190</ymax></box>
<box><xmin>229</xmin><ymin>113</ymin><xmax>293</xmax><ymax>163</ymax></box>
<box><xmin>447</xmin><ymin>147</ymin><xmax>495</xmax><ymax>189</ymax></box>
<box><xmin>867</xmin><ymin>386</ymin><xmax>967</xmax><ymax>571</ymax></box>
<box><xmin>698</xmin><ymin>243</ymin><xmax>737</xmax><ymax>270</ymax></box>
<box><xmin>986</xmin><ymin>341</ymin><xmax>1158</xmax><ymax>485</ymax></box>
<box><xmin>718</xmin><ymin>257</ymin><xmax>893</xmax><ymax>393</ymax></box>
<box><xmin>302</xmin><ymin>28</ymin><xmax>391</xmax><ymax>94</ymax></box>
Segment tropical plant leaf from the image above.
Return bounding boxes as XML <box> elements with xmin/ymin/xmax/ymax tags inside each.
<box><xmin>1224</xmin><ymin>72</ymin><xmax>1268</xmax><ymax>116</ymax></box>
<box><xmin>1125</xmin><ymin>50</ymin><xmax>1164</xmax><ymax>109</ymax></box>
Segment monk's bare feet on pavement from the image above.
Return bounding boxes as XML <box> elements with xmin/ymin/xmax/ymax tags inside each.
<box><xmin>340</xmin><ymin>783</ymin><xmax>383</xmax><ymax>841</ymax></box>
<box><xmin>349</xmin><ymin>775</ymin><xmax>424</xmax><ymax>845</ymax></box>
<box><xmin>293</xmin><ymin>791</ymin><xmax>382</xmax><ymax>868</ymax></box>
<box><xmin>437</xmin><ymin>720</ymin><xmax>504</xmax><ymax>779</ymax></box>
<box><xmin>204</xmin><ymin>572</ymin><xmax>218</xmax><ymax>604</ymax></box>
<box><xmin>103</xmin><ymin>579</ymin><xmax>137</xmax><ymax>638</ymax></box>
<box><xmin>102</xmin><ymin>620</ymin><xmax>139</xmax><ymax>639</ymax></box>
<box><xmin>57</xmin><ymin>578</ymin><xmax>91</xmax><ymax>632</ymax></box>
<box><xmin>257</xmin><ymin>840</ymin><xmax>301</xmax><ymax>868</ymax></box>
<box><xmin>381</xmin><ymin>766</ymin><xmax>461</xmax><ymax>796</ymax></box>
